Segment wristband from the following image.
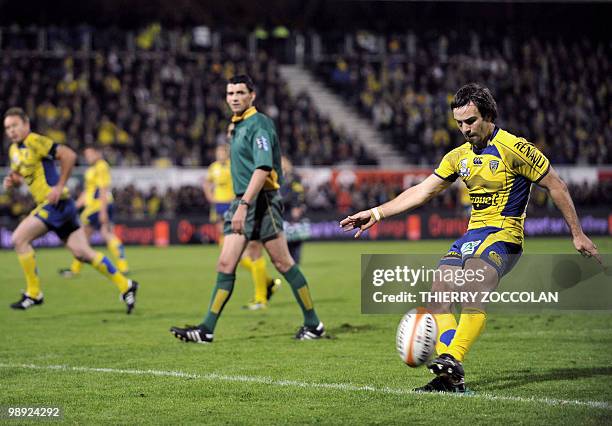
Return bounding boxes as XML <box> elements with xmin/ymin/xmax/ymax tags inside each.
<box><xmin>370</xmin><ymin>207</ymin><xmax>384</xmax><ymax>222</ymax></box>
<box><xmin>239</xmin><ymin>199</ymin><xmax>251</xmax><ymax>207</ymax></box>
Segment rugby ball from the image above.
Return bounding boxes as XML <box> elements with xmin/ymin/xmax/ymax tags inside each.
<box><xmin>396</xmin><ymin>307</ymin><xmax>437</xmax><ymax>367</ymax></box>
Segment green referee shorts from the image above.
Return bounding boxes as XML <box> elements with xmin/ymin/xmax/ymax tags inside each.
<box><xmin>223</xmin><ymin>190</ymin><xmax>284</xmax><ymax>242</ymax></box>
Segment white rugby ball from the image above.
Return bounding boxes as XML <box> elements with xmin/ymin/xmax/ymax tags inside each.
<box><xmin>396</xmin><ymin>307</ymin><xmax>438</xmax><ymax>367</ymax></box>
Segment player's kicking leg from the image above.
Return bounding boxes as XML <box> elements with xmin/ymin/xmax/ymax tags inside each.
<box><xmin>65</xmin><ymin>228</ymin><xmax>138</xmax><ymax>314</ymax></box>
<box><xmin>415</xmin><ymin>258</ymin><xmax>499</xmax><ymax>393</ymax></box>
<box><xmin>9</xmin><ymin>216</ymin><xmax>49</xmax><ymax>309</ymax></box>
<box><xmin>170</xmin><ymin>233</ymin><xmax>247</xmax><ymax>343</ymax></box>
<box><xmin>264</xmin><ymin>233</ymin><xmax>324</xmax><ymax>340</ymax></box>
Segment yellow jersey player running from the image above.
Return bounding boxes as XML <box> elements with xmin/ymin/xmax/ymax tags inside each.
<box><xmin>3</xmin><ymin>108</ymin><xmax>138</xmax><ymax>313</ymax></box>
<box><xmin>341</xmin><ymin>83</ymin><xmax>600</xmax><ymax>392</ymax></box>
<box><xmin>59</xmin><ymin>144</ymin><xmax>129</xmax><ymax>277</ymax></box>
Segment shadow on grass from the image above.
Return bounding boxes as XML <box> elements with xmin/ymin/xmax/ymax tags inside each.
<box><xmin>470</xmin><ymin>367</ymin><xmax>612</xmax><ymax>390</ymax></box>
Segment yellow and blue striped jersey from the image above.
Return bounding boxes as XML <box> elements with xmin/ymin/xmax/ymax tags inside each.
<box><xmin>84</xmin><ymin>159</ymin><xmax>114</xmax><ymax>210</ymax></box>
<box><xmin>434</xmin><ymin>127</ymin><xmax>550</xmax><ymax>243</ymax></box>
<box><xmin>9</xmin><ymin>132</ymin><xmax>70</xmax><ymax>205</ymax></box>
<box><xmin>207</xmin><ymin>160</ymin><xmax>234</xmax><ymax>203</ymax></box>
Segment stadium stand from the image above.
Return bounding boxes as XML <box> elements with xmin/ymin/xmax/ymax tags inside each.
<box><xmin>0</xmin><ymin>28</ymin><xmax>377</xmax><ymax>167</ymax></box>
<box><xmin>315</xmin><ymin>31</ymin><xmax>611</xmax><ymax>165</ymax></box>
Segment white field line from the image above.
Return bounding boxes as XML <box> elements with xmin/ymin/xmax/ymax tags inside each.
<box><xmin>0</xmin><ymin>363</ymin><xmax>610</xmax><ymax>411</ymax></box>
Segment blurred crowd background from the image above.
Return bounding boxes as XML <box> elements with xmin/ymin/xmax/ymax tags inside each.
<box><xmin>0</xmin><ymin>1</ymin><xmax>609</xmax><ymax>221</ymax></box>
<box><xmin>317</xmin><ymin>32</ymin><xmax>610</xmax><ymax>165</ymax></box>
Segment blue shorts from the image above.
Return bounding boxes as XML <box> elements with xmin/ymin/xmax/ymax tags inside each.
<box><xmin>33</xmin><ymin>199</ymin><xmax>81</xmax><ymax>241</ymax></box>
<box><xmin>439</xmin><ymin>226</ymin><xmax>523</xmax><ymax>277</ymax></box>
<box><xmin>83</xmin><ymin>204</ymin><xmax>114</xmax><ymax>230</ymax></box>
<box><xmin>216</xmin><ymin>203</ymin><xmax>231</xmax><ymax>216</ymax></box>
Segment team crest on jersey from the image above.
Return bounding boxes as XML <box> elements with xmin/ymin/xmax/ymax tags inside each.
<box><xmin>489</xmin><ymin>160</ymin><xmax>499</xmax><ymax>174</ymax></box>
<box><xmin>461</xmin><ymin>240</ymin><xmax>482</xmax><ymax>256</ymax></box>
<box><xmin>256</xmin><ymin>136</ymin><xmax>269</xmax><ymax>151</ymax></box>
<box><xmin>458</xmin><ymin>158</ymin><xmax>470</xmax><ymax>177</ymax></box>
<box><xmin>473</xmin><ymin>157</ymin><xmax>483</xmax><ymax>166</ymax></box>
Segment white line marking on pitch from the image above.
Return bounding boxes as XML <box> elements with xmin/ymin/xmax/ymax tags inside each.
<box><xmin>0</xmin><ymin>363</ymin><xmax>610</xmax><ymax>411</ymax></box>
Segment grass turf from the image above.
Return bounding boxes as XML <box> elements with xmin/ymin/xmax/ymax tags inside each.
<box><xmin>1</xmin><ymin>238</ymin><xmax>611</xmax><ymax>424</ymax></box>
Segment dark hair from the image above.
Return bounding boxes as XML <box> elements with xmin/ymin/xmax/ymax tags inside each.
<box><xmin>450</xmin><ymin>83</ymin><xmax>497</xmax><ymax>122</ymax></box>
<box><xmin>227</xmin><ymin>75</ymin><xmax>255</xmax><ymax>92</ymax></box>
<box><xmin>4</xmin><ymin>107</ymin><xmax>29</xmax><ymax>122</ymax></box>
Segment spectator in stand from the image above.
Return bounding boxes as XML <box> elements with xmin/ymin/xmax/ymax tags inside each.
<box><xmin>318</xmin><ymin>33</ymin><xmax>610</xmax><ymax>165</ymax></box>
<box><xmin>0</xmin><ymin>32</ymin><xmax>375</xmax><ymax>168</ymax></box>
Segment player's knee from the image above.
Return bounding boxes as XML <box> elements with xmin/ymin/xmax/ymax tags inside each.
<box><xmin>11</xmin><ymin>233</ymin><xmax>29</xmax><ymax>251</ymax></box>
<box><xmin>270</xmin><ymin>257</ymin><xmax>294</xmax><ymax>274</ymax></box>
<box><xmin>216</xmin><ymin>258</ymin><xmax>236</xmax><ymax>273</ymax></box>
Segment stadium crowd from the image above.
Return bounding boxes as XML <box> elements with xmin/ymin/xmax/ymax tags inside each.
<box><xmin>1</xmin><ymin>26</ymin><xmax>610</xmax><ymax>224</ymax></box>
<box><xmin>318</xmin><ymin>31</ymin><xmax>611</xmax><ymax>165</ymax></box>
<box><xmin>0</xmin><ymin>31</ymin><xmax>375</xmax><ymax>168</ymax></box>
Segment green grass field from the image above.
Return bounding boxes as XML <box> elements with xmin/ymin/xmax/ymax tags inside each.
<box><xmin>1</xmin><ymin>238</ymin><xmax>611</xmax><ymax>424</ymax></box>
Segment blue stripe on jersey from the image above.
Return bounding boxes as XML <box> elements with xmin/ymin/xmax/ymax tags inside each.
<box><xmin>42</xmin><ymin>157</ymin><xmax>59</xmax><ymax>186</ymax></box>
<box><xmin>480</xmin><ymin>144</ymin><xmax>501</xmax><ymax>158</ymax></box>
<box><xmin>94</xmin><ymin>188</ymin><xmax>100</xmax><ymax>199</ymax></box>
<box><xmin>502</xmin><ymin>175</ymin><xmax>531</xmax><ymax>217</ymax></box>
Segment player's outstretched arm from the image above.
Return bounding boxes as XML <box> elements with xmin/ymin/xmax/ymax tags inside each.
<box><xmin>537</xmin><ymin>166</ymin><xmax>601</xmax><ymax>263</ymax></box>
<box><xmin>340</xmin><ymin>174</ymin><xmax>451</xmax><ymax>238</ymax></box>
<box><xmin>47</xmin><ymin>145</ymin><xmax>77</xmax><ymax>205</ymax></box>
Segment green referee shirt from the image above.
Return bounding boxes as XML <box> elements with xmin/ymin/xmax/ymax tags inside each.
<box><xmin>230</xmin><ymin>106</ymin><xmax>283</xmax><ymax>195</ymax></box>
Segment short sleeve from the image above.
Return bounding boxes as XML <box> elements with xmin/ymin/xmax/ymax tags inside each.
<box><xmin>434</xmin><ymin>152</ymin><xmax>459</xmax><ymax>182</ymax></box>
<box><xmin>252</xmin><ymin>128</ymin><xmax>274</xmax><ymax>170</ymax></box>
<box><xmin>206</xmin><ymin>164</ymin><xmax>215</xmax><ymax>182</ymax></box>
<box><xmin>29</xmin><ymin>134</ymin><xmax>55</xmax><ymax>160</ymax></box>
<box><xmin>506</xmin><ymin>139</ymin><xmax>550</xmax><ymax>182</ymax></box>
